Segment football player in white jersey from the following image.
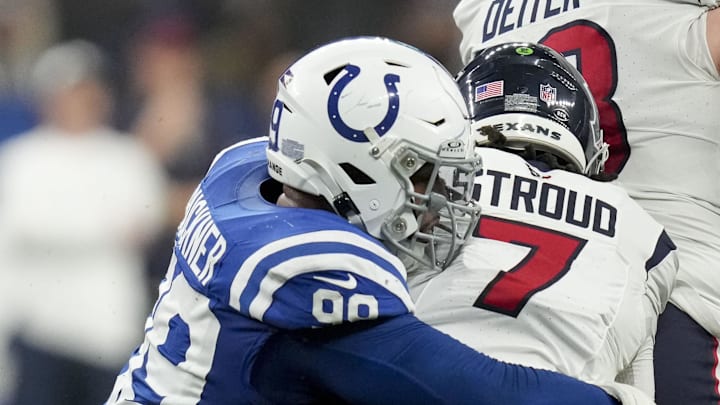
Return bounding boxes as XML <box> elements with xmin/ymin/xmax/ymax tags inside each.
<box><xmin>452</xmin><ymin>2</ymin><xmax>720</xmax><ymax>403</ymax></box>
<box><xmin>105</xmin><ymin>37</ymin><xmax>620</xmax><ymax>404</ymax></box>
<box><xmin>409</xmin><ymin>42</ymin><xmax>678</xmax><ymax>405</ymax></box>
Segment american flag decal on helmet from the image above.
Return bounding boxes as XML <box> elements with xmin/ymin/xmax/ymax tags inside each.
<box><xmin>475</xmin><ymin>80</ymin><xmax>504</xmax><ymax>101</ymax></box>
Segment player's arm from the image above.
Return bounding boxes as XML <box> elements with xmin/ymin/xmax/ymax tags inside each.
<box><xmin>605</xmin><ymin>229</ymin><xmax>678</xmax><ymax>403</ymax></box>
<box><xmin>708</xmin><ymin>5</ymin><xmax>720</xmax><ymax>74</ymax></box>
<box><xmin>229</xmin><ymin>226</ymin><xmax>418</xmax><ymax>330</ymax></box>
<box><xmin>644</xmin><ymin>231</ymin><xmax>679</xmax><ymax>335</ymax></box>
<box><xmin>615</xmin><ymin>334</ymin><xmax>656</xmax><ymax>398</ymax></box>
<box><xmin>250</xmin><ymin>314</ymin><xmax>620</xmax><ymax>405</ymax></box>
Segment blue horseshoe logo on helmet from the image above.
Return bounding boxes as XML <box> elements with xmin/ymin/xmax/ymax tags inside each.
<box><xmin>327</xmin><ymin>64</ymin><xmax>400</xmax><ymax>142</ymax></box>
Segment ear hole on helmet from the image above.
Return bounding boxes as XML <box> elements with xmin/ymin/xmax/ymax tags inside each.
<box><xmin>409</xmin><ymin>163</ymin><xmax>434</xmax><ymax>185</ymax></box>
<box><xmin>410</xmin><ymin>163</ymin><xmax>448</xmax><ymax>196</ymax></box>
<box><xmin>259</xmin><ymin>178</ymin><xmax>284</xmax><ymax>203</ymax></box>
<box><xmin>324</xmin><ymin>65</ymin><xmax>347</xmax><ymax>85</ymax></box>
<box><xmin>426</xmin><ymin>118</ymin><xmax>445</xmax><ymax>127</ymax></box>
<box><xmin>339</xmin><ymin>163</ymin><xmax>375</xmax><ymax>185</ymax></box>
<box><xmin>384</xmin><ymin>60</ymin><xmax>410</xmax><ymax>68</ymax></box>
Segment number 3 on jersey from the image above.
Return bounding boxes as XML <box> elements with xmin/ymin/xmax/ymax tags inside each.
<box><xmin>473</xmin><ymin>216</ymin><xmax>587</xmax><ymax>317</ymax></box>
<box><xmin>540</xmin><ymin>20</ymin><xmax>630</xmax><ymax>175</ymax></box>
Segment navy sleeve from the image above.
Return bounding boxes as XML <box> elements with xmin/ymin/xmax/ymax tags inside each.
<box><xmin>250</xmin><ymin>314</ymin><xmax>619</xmax><ymax>405</ymax></box>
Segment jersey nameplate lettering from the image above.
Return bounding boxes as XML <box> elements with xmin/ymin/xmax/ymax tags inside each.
<box><xmin>474</xmin><ymin>168</ymin><xmax>617</xmax><ymax>237</ymax></box>
<box><xmin>482</xmin><ymin>0</ymin><xmax>581</xmax><ymax>42</ymax></box>
<box><xmin>176</xmin><ymin>187</ymin><xmax>228</xmax><ymax>285</ymax></box>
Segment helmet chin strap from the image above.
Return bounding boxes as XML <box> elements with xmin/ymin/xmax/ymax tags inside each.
<box><xmin>332</xmin><ymin>192</ymin><xmax>364</xmax><ymax>229</ymax></box>
<box><xmin>301</xmin><ymin>159</ymin><xmax>366</xmax><ymax>230</ymax></box>
<box><xmin>327</xmin><ymin>126</ymin><xmax>392</xmax><ymax>231</ymax></box>
<box><xmin>585</xmin><ymin>141</ymin><xmax>610</xmax><ymax>175</ymax></box>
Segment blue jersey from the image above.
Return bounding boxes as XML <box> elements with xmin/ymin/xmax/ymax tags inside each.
<box><xmin>175</xmin><ymin>142</ymin><xmax>414</xmax><ymax>329</ymax></box>
<box><xmin>107</xmin><ymin>139</ymin><xmax>620</xmax><ymax>405</ymax></box>
<box><xmin>107</xmin><ymin>139</ymin><xmax>413</xmax><ymax>404</ymax></box>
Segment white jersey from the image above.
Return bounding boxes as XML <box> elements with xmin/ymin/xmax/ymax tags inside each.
<box><xmin>410</xmin><ymin>149</ymin><xmax>677</xmax><ymax>400</ymax></box>
<box><xmin>453</xmin><ymin>0</ymin><xmax>720</xmax><ymax>338</ymax></box>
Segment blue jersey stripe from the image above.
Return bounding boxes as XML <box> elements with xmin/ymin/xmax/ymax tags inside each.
<box><xmin>238</xmin><ymin>240</ymin><xmax>407</xmax><ymax>315</ymax></box>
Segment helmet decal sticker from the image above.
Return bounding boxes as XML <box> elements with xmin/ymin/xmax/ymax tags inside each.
<box><xmin>280</xmin><ymin>69</ymin><xmax>294</xmax><ymax>87</ymax></box>
<box><xmin>268</xmin><ymin>99</ymin><xmax>284</xmax><ymax>152</ymax></box>
<box><xmin>515</xmin><ymin>46</ymin><xmax>534</xmax><ymax>56</ymax></box>
<box><xmin>505</xmin><ymin>93</ymin><xmax>538</xmax><ymax>112</ymax></box>
<box><xmin>540</xmin><ymin>83</ymin><xmax>557</xmax><ymax>104</ymax></box>
<box><xmin>281</xmin><ymin>138</ymin><xmax>305</xmax><ymax>161</ymax></box>
<box><xmin>474</xmin><ymin>80</ymin><xmax>504</xmax><ymax>102</ymax></box>
<box><xmin>327</xmin><ymin>64</ymin><xmax>401</xmax><ymax>142</ymax></box>
<box><xmin>553</xmin><ymin>108</ymin><xmax>570</xmax><ymax>122</ymax></box>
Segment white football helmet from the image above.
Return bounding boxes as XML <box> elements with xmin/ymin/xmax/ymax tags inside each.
<box><xmin>266</xmin><ymin>36</ymin><xmax>482</xmax><ymax>270</ymax></box>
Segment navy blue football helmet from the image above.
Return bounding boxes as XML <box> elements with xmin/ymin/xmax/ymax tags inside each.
<box><xmin>457</xmin><ymin>42</ymin><xmax>608</xmax><ymax>175</ymax></box>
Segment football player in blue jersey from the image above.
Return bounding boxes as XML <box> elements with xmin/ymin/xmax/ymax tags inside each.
<box><xmin>106</xmin><ymin>37</ymin><xmax>619</xmax><ymax>404</ymax></box>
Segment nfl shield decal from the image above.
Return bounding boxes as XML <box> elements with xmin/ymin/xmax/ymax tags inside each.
<box><xmin>540</xmin><ymin>83</ymin><xmax>557</xmax><ymax>104</ymax></box>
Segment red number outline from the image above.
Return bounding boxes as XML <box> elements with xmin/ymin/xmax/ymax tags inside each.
<box><xmin>473</xmin><ymin>216</ymin><xmax>586</xmax><ymax>317</ymax></box>
<box><xmin>540</xmin><ymin>20</ymin><xmax>630</xmax><ymax>175</ymax></box>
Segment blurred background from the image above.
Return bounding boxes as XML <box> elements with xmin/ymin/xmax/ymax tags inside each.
<box><xmin>0</xmin><ymin>0</ymin><xmax>463</xmax><ymax>404</ymax></box>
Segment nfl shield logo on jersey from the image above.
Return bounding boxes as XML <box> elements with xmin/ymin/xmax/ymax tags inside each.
<box><xmin>540</xmin><ymin>84</ymin><xmax>556</xmax><ymax>104</ymax></box>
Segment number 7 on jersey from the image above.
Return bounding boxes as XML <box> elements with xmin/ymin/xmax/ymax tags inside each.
<box><xmin>473</xmin><ymin>216</ymin><xmax>587</xmax><ymax>317</ymax></box>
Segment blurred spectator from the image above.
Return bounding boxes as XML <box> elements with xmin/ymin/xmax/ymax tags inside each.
<box><xmin>253</xmin><ymin>49</ymin><xmax>302</xmax><ymax>123</ymax></box>
<box><xmin>0</xmin><ymin>0</ymin><xmax>58</xmax><ymax>144</ymax></box>
<box><xmin>382</xmin><ymin>0</ymin><xmax>463</xmax><ymax>72</ymax></box>
<box><xmin>118</xmin><ymin>12</ymin><xmax>263</xmax><ymax>287</ymax></box>
<box><xmin>0</xmin><ymin>93</ymin><xmax>36</xmax><ymax>144</ymax></box>
<box><xmin>0</xmin><ymin>3</ymin><xmax>469</xmax><ymax>402</ymax></box>
<box><xmin>0</xmin><ymin>39</ymin><xmax>167</xmax><ymax>405</ymax></box>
